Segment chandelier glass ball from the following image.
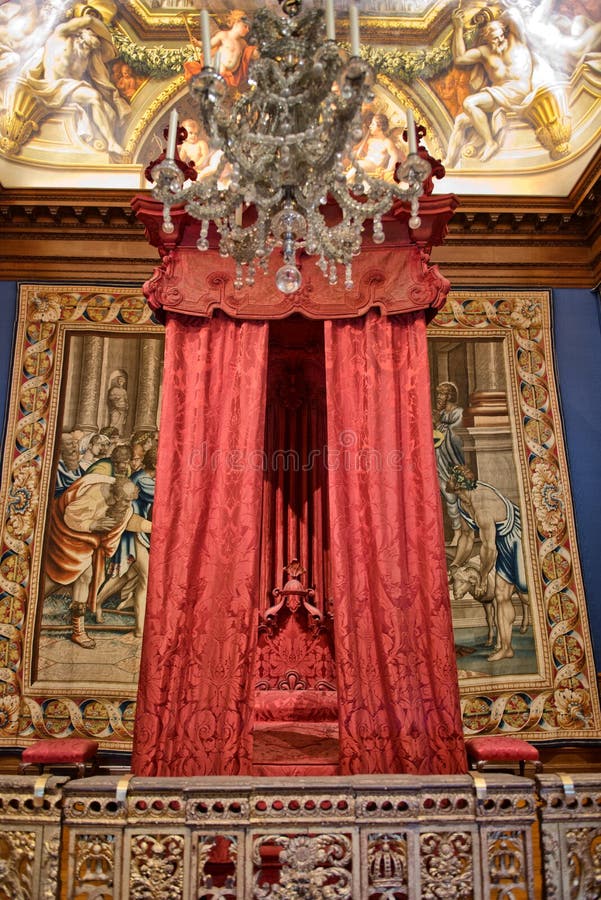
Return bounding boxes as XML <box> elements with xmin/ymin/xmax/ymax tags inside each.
<box><xmin>150</xmin><ymin>2</ymin><xmax>431</xmax><ymax>293</ymax></box>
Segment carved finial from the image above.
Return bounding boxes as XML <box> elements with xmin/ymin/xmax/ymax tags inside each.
<box><xmin>284</xmin><ymin>558</ymin><xmax>306</xmax><ymax>579</ymax></box>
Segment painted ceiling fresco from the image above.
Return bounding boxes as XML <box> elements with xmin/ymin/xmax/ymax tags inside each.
<box><xmin>0</xmin><ymin>0</ymin><xmax>599</xmax><ymax>195</ymax></box>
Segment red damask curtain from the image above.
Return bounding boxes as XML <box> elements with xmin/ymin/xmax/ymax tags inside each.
<box><xmin>132</xmin><ymin>311</ymin><xmax>268</xmax><ymax>776</ymax></box>
<box><xmin>324</xmin><ymin>310</ymin><xmax>466</xmax><ymax>774</ymax></box>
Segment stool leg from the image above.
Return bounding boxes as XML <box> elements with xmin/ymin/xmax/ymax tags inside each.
<box><xmin>519</xmin><ymin>760</ymin><xmax>525</xmax><ymax>776</ymax></box>
<box><xmin>76</xmin><ymin>762</ymin><xmax>85</xmax><ymax>778</ymax></box>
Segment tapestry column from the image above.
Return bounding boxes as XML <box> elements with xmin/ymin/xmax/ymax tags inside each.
<box><xmin>134</xmin><ymin>337</ymin><xmax>163</xmax><ymax>433</ymax></box>
<box><xmin>74</xmin><ymin>336</ymin><xmax>103</xmax><ymax>433</ymax></box>
<box><xmin>463</xmin><ymin>341</ymin><xmax>515</xmax><ymax>500</ymax></box>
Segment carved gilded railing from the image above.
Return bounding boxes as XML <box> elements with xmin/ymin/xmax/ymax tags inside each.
<box><xmin>538</xmin><ymin>773</ymin><xmax>601</xmax><ymax>898</ymax></box>
<box><xmin>0</xmin><ymin>775</ymin><xmax>64</xmax><ymax>899</ymax></box>
<box><xmin>58</xmin><ymin>774</ymin><xmax>537</xmax><ymax>899</ymax></box>
<box><xmin>7</xmin><ymin>771</ymin><xmax>601</xmax><ymax>897</ymax></box>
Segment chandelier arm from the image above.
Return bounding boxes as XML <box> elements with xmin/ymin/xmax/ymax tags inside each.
<box><xmin>302</xmin><ymin>211</ymin><xmax>361</xmax><ymax>265</ymax></box>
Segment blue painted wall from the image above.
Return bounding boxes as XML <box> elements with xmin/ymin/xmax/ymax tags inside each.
<box><xmin>0</xmin><ymin>282</ymin><xmax>17</xmax><ymax>453</ymax></box>
<box><xmin>553</xmin><ymin>288</ymin><xmax>601</xmax><ymax>669</ymax></box>
<box><xmin>0</xmin><ymin>282</ymin><xmax>599</xmax><ymax>663</ymax></box>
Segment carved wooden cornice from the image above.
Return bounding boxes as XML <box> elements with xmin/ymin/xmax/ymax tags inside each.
<box><xmin>2</xmin><ymin>187</ymin><xmax>597</xmax><ymax>239</ymax></box>
<box><xmin>0</xmin><ymin>188</ymin><xmax>142</xmax><ymax>233</ymax></box>
<box><xmin>133</xmin><ymin>193</ymin><xmax>457</xmax><ymax>320</ymax></box>
<box><xmin>437</xmin><ymin>150</ymin><xmax>601</xmax><ymax>287</ymax></box>
<box><xmin>436</xmin><ymin>174</ymin><xmax>601</xmax><ymax>287</ymax></box>
<box><xmin>1</xmin><ymin>150</ymin><xmax>600</xmax><ymax>287</ymax></box>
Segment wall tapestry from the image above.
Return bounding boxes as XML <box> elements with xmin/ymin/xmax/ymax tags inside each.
<box><xmin>0</xmin><ymin>285</ymin><xmax>163</xmax><ymax>750</ymax></box>
<box><xmin>429</xmin><ymin>290</ymin><xmax>601</xmax><ymax>740</ymax></box>
<box><xmin>0</xmin><ymin>285</ymin><xmax>599</xmax><ymax>748</ymax></box>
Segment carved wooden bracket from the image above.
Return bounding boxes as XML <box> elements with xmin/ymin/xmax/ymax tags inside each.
<box><xmin>260</xmin><ymin>559</ymin><xmax>328</xmax><ymax>639</ymax></box>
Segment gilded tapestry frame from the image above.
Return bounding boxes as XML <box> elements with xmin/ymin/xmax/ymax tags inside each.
<box><xmin>0</xmin><ymin>285</ymin><xmax>599</xmax><ymax>749</ymax></box>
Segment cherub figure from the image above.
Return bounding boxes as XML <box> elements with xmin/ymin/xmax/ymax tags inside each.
<box><xmin>110</xmin><ymin>61</ymin><xmax>143</xmax><ymax>101</ymax></box>
<box><xmin>187</xmin><ymin>10</ymin><xmax>259</xmax><ymax>90</ymax></box>
<box><xmin>354</xmin><ymin>113</ymin><xmax>405</xmax><ymax>182</ymax></box>
<box><xmin>179</xmin><ymin>117</ymin><xmax>210</xmax><ymax>169</ymax></box>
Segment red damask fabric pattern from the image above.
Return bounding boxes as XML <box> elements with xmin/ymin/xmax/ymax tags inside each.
<box><xmin>324</xmin><ymin>311</ymin><xmax>467</xmax><ymax>775</ymax></box>
<box><xmin>132</xmin><ymin>311</ymin><xmax>268</xmax><ymax>776</ymax></box>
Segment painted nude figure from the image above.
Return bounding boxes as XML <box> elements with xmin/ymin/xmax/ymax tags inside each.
<box><xmin>22</xmin><ymin>12</ymin><xmax>129</xmax><ymax>158</ymax></box>
<box><xmin>526</xmin><ymin>0</ymin><xmax>601</xmax><ymax>76</ymax></box>
<box><xmin>179</xmin><ymin>117</ymin><xmax>210</xmax><ymax>169</ymax></box>
<box><xmin>355</xmin><ymin>113</ymin><xmax>403</xmax><ymax>182</ymax></box>
<box><xmin>445</xmin><ymin>10</ymin><xmax>534</xmax><ymax>166</ymax></box>
<box><xmin>0</xmin><ymin>0</ymin><xmax>66</xmax><ymax>78</ymax></box>
<box><xmin>188</xmin><ymin>10</ymin><xmax>259</xmax><ymax>90</ymax></box>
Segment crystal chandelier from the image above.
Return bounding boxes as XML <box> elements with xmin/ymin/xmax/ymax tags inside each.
<box><xmin>149</xmin><ymin>1</ymin><xmax>431</xmax><ymax>294</ymax></box>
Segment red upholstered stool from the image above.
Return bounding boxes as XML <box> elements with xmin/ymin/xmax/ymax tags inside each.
<box><xmin>465</xmin><ymin>736</ymin><xmax>542</xmax><ymax>775</ymax></box>
<box><xmin>19</xmin><ymin>738</ymin><xmax>99</xmax><ymax>778</ymax></box>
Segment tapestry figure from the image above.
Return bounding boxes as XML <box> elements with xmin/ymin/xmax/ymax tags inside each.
<box><xmin>446</xmin><ymin>464</ymin><xmax>528</xmax><ymax>662</ymax></box>
<box><xmin>44</xmin><ymin>473</ymin><xmax>151</xmax><ymax>649</ymax></box>
<box><xmin>433</xmin><ymin>381</ymin><xmax>465</xmax><ymax>545</ymax></box>
<box><xmin>107</xmin><ymin>371</ymin><xmax>129</xmax><ymax>435</ymax></box>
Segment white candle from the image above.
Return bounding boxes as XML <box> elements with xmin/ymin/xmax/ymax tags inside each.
<box><xmin>166</xmin><ymin>108</ymin><xmax>178</xmax><ymax>160</ymax></box>
<box><xmin>325</xmin><ymin>0</ymin><xmax>335</xmax><ymax>40</ymax></box>
<box><xmin>349</xmin><ymin>3</ymin><xmax>360</xmax><ymax>57</ymax></box>
<box><xmin>200</xmin><ymin>9</ymin><xmax>212</xmax><ymax>67</ymax></box>
<box><xmin>213</xmin><ymin>50</ymin><xmax>221</xmax><ymax>73</ymax></box>
<box><xmin>406</xmin><ymin>108</ymin><xmax>417</xmax><ymax>155</ymax></box>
